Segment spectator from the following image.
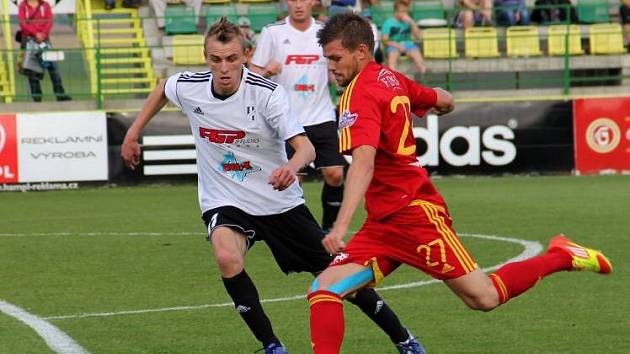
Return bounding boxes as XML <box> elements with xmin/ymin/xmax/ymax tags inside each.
<box><xmin>149</xmin><ymin>0</ymin><xmax>202</xmax><ymax>30</ymax></box>
<box><xmin>621</xmin><ymin>0</ymin><xmax>630</xmax><ymax>49</ymax></box>
<box><xmin>455</xmin><ymin>0</ymin><xmax>493</xmax><ymax>29</ymax></box>
<box><xmin>237</xmin><ymin>16</ymin><xmax>257</xmax><ymax>67</ymax></box>
<box><xmin>329</xmin><ymin>0</ymin><xmax>355</xmax><ymax>17</ymax></box>
<box><xmin>381</xmin><ymin>0</ymin><xmax>426</xmax><ymax>74</ymax></box>
<box><xmin>17</xmin><ymin>0</ymin><xmax>71</xmax><ymax>102</ymax></box>
<box><xmin>530</xmin><ymin>0</ymin><xmax>577</xmax><ymax>24</ymax></box>
<box><xmin>105</xmin><ymin>0</ymin><xmax>141</xmax><ymax>11</ymax></box>
<box><xmin>495</xmin><ymin>0</ymin><xmax>530</xmax><ymax>26</ymax></box>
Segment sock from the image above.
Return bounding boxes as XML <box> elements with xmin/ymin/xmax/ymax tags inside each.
<box><xmin>321</xmin><ymin>183</ymin><xmax>343</xmax><ymax>230</ymax></box>
<box><xmin>347</xmin><ymin>288</ymin><xmax>408</xmax><ymax>343</ymax></box>
<box><xmin>308</xmin><ymin>290</ymin><xmax>345</xmax><ymax>354</ymax></box>
<box><xmin>222</xmin><ymin>270</ymin><xmax>279</xmax><ymax>347</ymax></box>
<box><xmin>489</xmin><ymin>247</ymin><xmax>573</xmax><ymax>304</ymax></box>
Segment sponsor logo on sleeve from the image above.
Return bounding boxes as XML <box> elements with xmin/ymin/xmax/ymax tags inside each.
<box><xmin>338</xmin><ymin>110</ymin><xmax>358</xmax><ymax>129</ymax></box>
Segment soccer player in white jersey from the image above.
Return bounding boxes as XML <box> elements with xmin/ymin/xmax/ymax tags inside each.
<box><xmin>121</xmin><ymin>18</ymin><xmax>423</xmax><ymax>354</ymax></box>
<box><xmin>250</xmin><ymin>0</ymin><xmax>345</xmax><ymax>234</ymax></box>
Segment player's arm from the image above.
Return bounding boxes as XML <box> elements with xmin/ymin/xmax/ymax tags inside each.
<box><xmin>322</xmin><ymin>145</ymin><xmax>376</xmax><ymax>254</ymax></box>
<box><xmin>249</xmin><ymin>27</ymin><xmax>283</xmax><ymax>78</ymax></box>
<box><xmin>121</xmin><ymin>79</ymin><xmax>169</xmax><ymax>170</ymax></box>
<box><xmin>269</xmin><ymin>134</ymin><xmax>316</xmax><ymax>191</ymax></box>
<box><xmin>433</xmin><ymin>87</ymin><xmax>454</xmax><ymax>116</ymax></box>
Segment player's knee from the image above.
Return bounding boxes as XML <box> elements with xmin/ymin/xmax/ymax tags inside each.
<box><xmin>214</xmin><ymin>249</ymin><xmax>244</xmax><ymax>276</ymax></box>
<box><xmin>323</xmin><ymin>168</ymin><xmax>343</xmax><ymax>186</ymax></box>
<box><xmin>463</xmin><ymin>293</ymin><xmax>500</xmax><ymax>312</ymax></box>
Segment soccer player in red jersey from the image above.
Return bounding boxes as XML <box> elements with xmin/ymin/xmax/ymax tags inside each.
<box><xmin>307</xmin><ymin>13</ymin><xmax>613</xmax><ymax>354</ymax></box>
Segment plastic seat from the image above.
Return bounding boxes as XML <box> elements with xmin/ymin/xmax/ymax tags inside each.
<box><xmin>464</xmin><ymin>27</ymin><xmax>500</xmax><ymax>58</ymax></box>
<box><xmin>506</xmin><ymin>26</ymin><xmax>542</xmax><ymax>57</ymax></box>
<box><xmin>577</xmin><ymin>0</ymin><xmax>610</xmax><ymax>24</ymax></box>
<box><xmin>412</xmin><ymin>0</ymin><xmax>445</xmax><ymax>22</ymax></box>
<box><xmin>247</xmin><ymin>3</ymin><xmax>278</xmax><ymax>32</ymax></box>
<box><xmin>548</xmin><ymin>24</ymin><xmax>584</xmax><ymax>55</ymax></box>
<box><xmin>588</xmin><ymin>23</ymin><xmax>625</xmax><ymax>54</ymax></box>
<box><xmin>172</xmin><ymin>35</ymin><xmax>206</xmax><ymax>65</ymax></box>
<box><xmin>165</xmin><ymin>5</ymin><xmax>197</xmax><ymax>34</ymax></box>
<box><xmin>206</xmin><ymin>4</ymin><xmax>238</xmax><ymax>26</ymax></box>
<box><xmin>422</xmin><ymin>28</ymin><xmax>458</xmax><ymax>58</ymax></box>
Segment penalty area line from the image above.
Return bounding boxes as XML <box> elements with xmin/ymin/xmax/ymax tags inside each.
<box><xmin>42</xmin><ymin>233</ymin><xmax>542</xmax><ymax>321</ymax></box>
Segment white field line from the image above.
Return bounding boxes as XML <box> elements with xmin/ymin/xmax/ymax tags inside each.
<box><xmin>39</xmin><ymin>233</ymin><xmax>542</xmax><ymax>321</ymax></box>
<box><xmin>0</xmin><ymin>300</ymin><xmax>90</xmax><ymax>354</ymax></box>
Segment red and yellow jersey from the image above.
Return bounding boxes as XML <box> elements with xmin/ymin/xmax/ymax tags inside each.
<box><xmin>338</xmin><ymin>62</ymin><xmax>445</xmax><ymax>220</ymax></box>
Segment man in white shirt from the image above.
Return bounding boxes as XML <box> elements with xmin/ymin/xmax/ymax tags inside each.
<box><xmin>250</xmin><ymin>0</ymin><xmax>345</xmax><ymax>235</ymax></box>
<box><xmin>121</xmin><ymin>18</ymin><xmax>422</xmax><ymax>354</ymax></box>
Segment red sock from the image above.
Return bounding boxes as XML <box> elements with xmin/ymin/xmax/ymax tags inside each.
<box><xmin>490</xmin><ymin>248</ymin><xmax>572</xmax><ymax>303</ymax></box>
<box><xmin>308</xmin><ymin>290</ymin><xmax>344</xmax><ymax>354</ymax></box>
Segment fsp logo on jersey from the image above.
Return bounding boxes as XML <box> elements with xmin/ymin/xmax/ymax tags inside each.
<box><xmin>285</xmin><ymin>54</ymin><xmax>320</xmax><ymax>65</ymax></box>
<box><xmin>199</xmin><ymin>128</ymin><xmax>246</xmax><ymax>144</ymax></box>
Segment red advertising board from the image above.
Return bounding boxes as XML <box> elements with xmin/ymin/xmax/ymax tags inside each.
<box><xmin>574</xmin><ymin>98</ymin><xmax>630</xmax><ymax>174</ymax></box>
<box><xmin>0</xmin><ymin>114</ymin><xmax>19</xmax><ymax>183</ymax></box>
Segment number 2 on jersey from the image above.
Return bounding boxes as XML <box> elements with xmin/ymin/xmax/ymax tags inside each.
<box><xmin>390</xmin><ymin>96</ymin><xmax>416</xmax><ymax>156</ymax></box>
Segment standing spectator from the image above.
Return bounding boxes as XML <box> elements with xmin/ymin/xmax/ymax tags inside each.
<box><xmin>455</xmin><ymin>0</ymin><xmax>493</xmax><ymax>29</ymax></box>
<box><xmin>18</xmin><ymin>0</ymin><xmax>71</xmax><ymax>102</ymax></box>
<box><xmin>621</xmin><ymin>0</ymin><xmax>630</xmax><ymax>49</ymax></box>
<box><xmin>495</xmin><ymin>0</ymin><xmax>530</xmax><ymax>26</ymax></box>
<box><xmin>149</xmin><ymin>0</ymin><xmax>202</xmax><ymax>31</ymax></box>
<box><xmin>381</xmin><ymin>0</ymin><xmax>426</xmax><ymax>74</ymax></box>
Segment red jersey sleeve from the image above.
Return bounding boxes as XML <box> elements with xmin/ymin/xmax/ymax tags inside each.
<box><xmin>338</xmin><ymin>76</ymin><xmax>382</xmax><ymax>154</ymax></box>
<box><xmin>400</xmin><ymin>74</ymin><xmax>437</xmax><ymax>117</ymax></box>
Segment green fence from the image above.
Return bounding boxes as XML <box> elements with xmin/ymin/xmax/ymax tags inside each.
<box><xmin>0</xmin><ymin>4</ymin><xmax>628</xmax><ymax>107</ymax></box>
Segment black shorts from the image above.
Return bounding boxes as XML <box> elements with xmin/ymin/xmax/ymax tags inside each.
<box><xmin>202</xmin><ymin>204</ymin><xmax>333</xmax><ymax>274</ymax></box>
<box><xmin>287</xmin><ymin>120</ymin><xmax>346</xmax><ymax>169</ymax></box>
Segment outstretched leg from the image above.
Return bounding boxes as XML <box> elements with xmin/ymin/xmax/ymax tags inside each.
<box><xmin>446</xmin><ymin>234</ymin><xmax>612</xmax><ymax>310</ymax></box>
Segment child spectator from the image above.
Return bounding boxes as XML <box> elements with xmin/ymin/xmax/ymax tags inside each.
<box><xmin>381</xmin><ymin>0</ymin><xmax>426</xmax><ymax>73</ymax></box>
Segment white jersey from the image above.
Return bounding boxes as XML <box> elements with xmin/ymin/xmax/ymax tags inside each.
<box><xmin>252</xmin><ymin>17</ymin><xmax>335</xmax><ymax>127</ymax></box>
<box><xmin>164</xmin><ymin>68</ymin><xmax>305</xmax><ymax>216</ymax></box>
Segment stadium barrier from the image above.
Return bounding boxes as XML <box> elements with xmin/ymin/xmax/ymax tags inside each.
<box><xmin>1</xmin><ymin>97</ymin><xmax>628</xmax><ymax>190</ymax></box>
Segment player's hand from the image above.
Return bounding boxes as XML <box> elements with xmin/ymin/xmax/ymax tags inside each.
<box><xmin>322</xmin><ymin>226</ymin><xmax>346</xmax><ymax>255</ymax></box>
<box><xmin>268</xmin><ymin>165</ymin><xmax>296</xmax><ymax>191</ymax></box>
<box><xmin>265</xmin><ymin>61</ymin><xmax>283</xmax><ymax>77</ymax></box>
<box><xmin>121</xmin><ymin>137</ymin><xmax>141</xmax><ymax>170</ymax></box>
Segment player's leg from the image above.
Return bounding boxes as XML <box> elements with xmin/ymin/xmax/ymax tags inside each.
<box><xmin>446</xmin><ymin>234</ymin><xmax>612</xmax><ymax>309</ymax></box>
<box><xmin>305</xmin><ymin>122</ymin><xmax>346</xmax><ymax>231</ymax></box>
<box><xmin>320</xmin><ymin>166</ymin><xmax>343</xmax><ymax>231</ymax></box>
<box><xmin>204</xmin><ymin>208</ymin><xmax>284</xmax><ymax>351</ymax></box>
<box><xmin>308</xmin><ymin>263</ymin><xmax>373</xmax><ymax>354</ymax></box>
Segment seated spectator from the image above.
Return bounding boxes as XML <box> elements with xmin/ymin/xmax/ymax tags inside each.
<box><xmin>17</xmin><ymin>0</ymin><xmax>71</xmax><ymax>102</ymax></box>
<box><xmin>495</xmin><ymin>0</ymin><xmax>530</xmax><ymax>26</ymax></box>
<box><xmin>455</xmin><ymin>0</ymin><xmax>493</xmax><ymax>29</ymax></box>
<box><xmin>621</xmin><ymin>0</ymin><xmax>630</xmax><ymax>49</ymax></box>
<box><xmin>149</xmin><ymin>0</ymin><xmax>202</xmax><ymax>31</ymax></box>
<box><xmin>530</xmin><ymin>0</ymin><xmax>577</xmax><ymax>24</ymax></box>
<box><xmin>381</xmin><ymin>0</ymin><xmax>426</xmax><ymax>74</ymax></box>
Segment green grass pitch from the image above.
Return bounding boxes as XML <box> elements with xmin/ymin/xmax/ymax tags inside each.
<box><xmin>1</xmin><ymin>175</ymin><xmax>629</xmax><ymax>353</ymax></box>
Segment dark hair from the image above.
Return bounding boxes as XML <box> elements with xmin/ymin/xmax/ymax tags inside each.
<box><xmin>317</xmin><ymin>12</ymin><xmax>374</xmax><ymax>53</ymax></box>
<box><xmin>204</xmin><ymin>17</ymin><xmax>246</xmax><ymax>52</ymax></box>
